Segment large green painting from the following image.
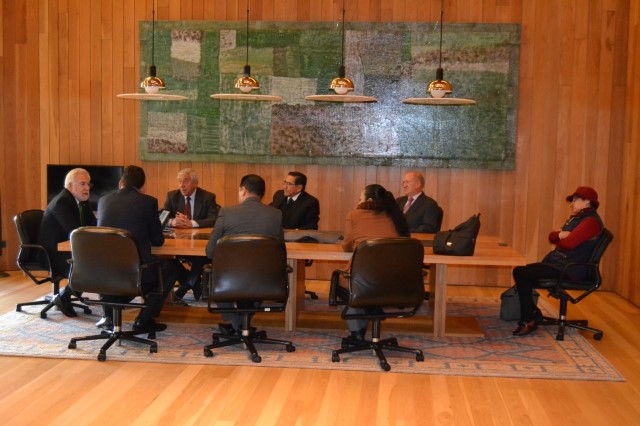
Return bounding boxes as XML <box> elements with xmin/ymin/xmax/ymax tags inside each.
<box><xmin>139</xmin><ymin>21</ymin><xmax>520</xmax><ymax>169</ymax></box>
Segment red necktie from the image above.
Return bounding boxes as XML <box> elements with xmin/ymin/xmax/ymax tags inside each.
<box><xmin>403</xmin><ymin>197</ymin><xmax>413</xmax><ymax>214</ymax></box>
<box><xmin>185</xmin><ymin>196</ymin><xmax>192</xmax><ymax>219</ymax></box>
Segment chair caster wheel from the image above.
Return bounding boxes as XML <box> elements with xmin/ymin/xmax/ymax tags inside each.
<box><xmin>204</xmin><ymin>348</ymin><xmax>213</xmax><ymax>357</ymax></box>
<box><xmin>380</xmin><ymin>362</ymin><xmax>391</xmax><ymax>372</ymax></box>
<box><xmin>594</xmin><ymin>332</ymin><xmax>603</xmax><ymax>340</ymax></box>
<box><xmin>97</xmin><ymin>353</ymin><xmax>106</xmax><ymax>362</ymax></box>
<box><xmin>416</xmin><ymin>352</ymin><xmax>424</xmax><ymax>362</ymax></box>
<box><xmin>40</xmin><ymin>312</ymin><xmax>47</xmax><ymax>319</ymax></box>
<box><xmin>331</xmin><ymin>352</ymin><xmax>340</xmax><ymax>363</ymax></box>
<box><xmin>286</xmin><ymin>344</ymin><xmax>296</xmax><ymax>352</ymax></box>
<box><xmin>68</xmin><ymin>341</ymin><xmax>77</xmax><ymax>349</ymax></box>
<box><xmin>252</xmin><ymin>354</ymin><xmax>262</xmax><ymax>363</ymax></box>
<box><xmin>150</xmin><ymin>344</ymin><xmax>158</xmax><ymax>353</ymax></box>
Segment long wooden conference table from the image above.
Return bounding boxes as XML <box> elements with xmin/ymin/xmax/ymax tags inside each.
<box><xmin>60</xmin><ymin>228</ymin><xmax>525</xmax><ymax>337</ymax></box>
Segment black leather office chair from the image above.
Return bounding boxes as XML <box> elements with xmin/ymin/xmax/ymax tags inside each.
<box><xmin>13</xmin><ymin>209</ymin><xmax>91</xmax><ymax>318</ymax></box>
<box><xmin>537</xmin><ymin>228</ymin><xmax>613</xmax><ymax>341</ymax></box>
<box><xmin>204</xmin><ymin>235</ymin><xmax>295</xmax><ymax>363</ymax></box>
<box><xmin>66</xmin><ymin>227</ymin><xmax>164</xmax><ymax>361</ymax></box>
<box><xmin>329</xmin><ymin>237</ymin><xmax>426</xmax><ymax>371</ymax></box>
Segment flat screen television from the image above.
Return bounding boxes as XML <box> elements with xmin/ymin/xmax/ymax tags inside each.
<box><xmin>47</xmin><ymin>165</ymin><xmax>124</xmax><ymax>211</ymax></box>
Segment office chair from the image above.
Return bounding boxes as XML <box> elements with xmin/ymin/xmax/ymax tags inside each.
<box><xmin>329</xmin><ymin>238</ymin><xmax>426</xmax><ymax>371</ymax></box>
<box><xmin>66</xmin><ymin>227</ymin><xmax>164</xmax><ymax>361</ymax></box>
<box><xmin>204</xmin><ymin>235</ymin><xmax>295</xmax><ymax>363</ymax></box>
<box><xmin>537</xmin><ymin>228</ymin><xmax>613</xmax><ymax>341</ymax></box>
<box><xmin>13</xmin><ymin>210</ymin><xmax>91</xmax><ymax>318</ymax></box>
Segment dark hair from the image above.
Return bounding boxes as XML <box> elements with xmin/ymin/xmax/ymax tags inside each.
<box><xmin>121</xmin><ymin>165</ymin><xmax>145</xmax><ymax>189</ymax></box>
<box><xmin>289</xmin><ymin>171</ymin><xmax>307</xmax><ymax>190</ymax></box>
<box><xmin>360</xmin><ymin>184</ymin><xmax>410</xmax><ymax>237</ymax></box>
<box><xmin>240</xmin><ymin>174</ymin><xmax>266</xmax><ymax>199</ymax></box>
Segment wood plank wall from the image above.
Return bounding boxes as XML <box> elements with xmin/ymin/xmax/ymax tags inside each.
<box><xmin>1</xmin><ymin>1</ymin><xmax>639</xmax><ymax>304</ymax></box>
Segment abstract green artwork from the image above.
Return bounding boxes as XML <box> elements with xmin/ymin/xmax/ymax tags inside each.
<box><xmin>138</xmin><ymin>21</ymin><xmax>520</xmax><ymax>169</ymax></box>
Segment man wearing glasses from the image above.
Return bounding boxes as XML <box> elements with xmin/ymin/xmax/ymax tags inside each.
<box><xmin>270</xmin><ymin>171</ymin><xmax>320</xmax><ymax>230</ymax></box>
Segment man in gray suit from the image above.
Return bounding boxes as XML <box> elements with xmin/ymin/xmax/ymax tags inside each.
<box><xmin>205</xmin><ymin>174</ymin><xmax>283</xmax><ymax>332</ymax></box>
<box><xmin>164</xmin><ymin>168</ymin><xmax>219</xmax><ymax>301</ymax></box>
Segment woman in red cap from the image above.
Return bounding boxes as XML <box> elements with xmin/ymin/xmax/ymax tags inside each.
<box><xmin>511</xmin><ymin>186</ymin><xmax>604</xmax><ymax>336</ymax></box>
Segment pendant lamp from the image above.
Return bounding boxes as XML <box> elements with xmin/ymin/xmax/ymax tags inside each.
<box><xmin>117</xmin><ymin>0</ymin><xmax>187</xmax><ymax>101</ymax></box>
<box><xmin>305</xmin><ymin>0</ymin><xmax>376</xmax><ymax>103</ymax></box>
<box><xmin>211</xmin><ymin>0</ymin><xmax>281</xmax><ymax>102</ymax></box>
<box><xmin>403</xmin><ymin>0</ymin><xmax>475</xmax><ymax>106</ymax></box>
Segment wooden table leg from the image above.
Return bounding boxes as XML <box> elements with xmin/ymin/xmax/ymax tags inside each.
<box><xmin>431</xmin><ymin>263</ymin><xmax>447</xmax><ymax>337</ymax></box>
<box><xmin>285</xmin><ymin>258</ymin><xmax>306</xmax><ymax>331</ymax></box>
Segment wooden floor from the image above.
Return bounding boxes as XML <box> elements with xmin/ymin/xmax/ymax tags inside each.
<box><xmin>1</xmin><ymin>271</ymin><xmax>639</xmax><ymax>425</ymax></box>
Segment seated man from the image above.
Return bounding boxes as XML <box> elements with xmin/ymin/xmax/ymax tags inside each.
<box><xmin>206</xmin><ymin>174</ymin><xmax>284</xmax><ymax>334</ymax></box>
<box><xmin>42</xmin><ymin>168</ymin><xmax>97</xmax><ymax>317</ymax></box>
<box><xmin>396</xmin><ymin>171</ymin><xmax>442</xmax><ymax>233</ymax></box>
<box><xmin>270</xmin><ymin>171</ymin><xmax>320</xmax><ymax>230</ymax></box>
<box><xmin>164</xmin><ymin>168</ymin><xmax>219</xmax><ymax>301</ymax></box>
<box><xmin>96</xmin><ymin>165</ymin><xmax>185</xmax><ymax>333</ymax></box>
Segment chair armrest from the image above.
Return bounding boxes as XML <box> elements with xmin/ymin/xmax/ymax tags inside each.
<box><xmin>329</xmin><ymin>269</ymin><xmax>350</xmax><ymax>306</ymax></box>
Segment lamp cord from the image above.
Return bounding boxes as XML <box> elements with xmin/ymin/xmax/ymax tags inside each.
<box><xmin>438</xmin><ymin>0</ymin><xmax>444</xmax><ymax>69</ymax></box>
<box><xmin>151</xmin><ymin>1</ymin><xmax>156</xmax><ymax>66</ymax></box>
<box><xmin>341</xmin><ymin>0</ymin><xmax>346</xmax><ymax>66</ymax></box>
<box><xmin>245</xmin><ymin>0</ymin><xmax>250</xmax><ymax>66</ymax></box>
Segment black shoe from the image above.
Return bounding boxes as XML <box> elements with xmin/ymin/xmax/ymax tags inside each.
<box><xmin>133</xmin><ymin>319</ymin><xmax>167</xmax><ymax>333</ymax></box>
<box><xmin>95</xmin><ymin>317</ymin><xmax>113</xmax><ymax>330</ymax></box>
<box><xmin>218</xmin><ymin>323</ymin><xmax>236</xmax><ymax>335</ymax></box>
<box><xmin>53</xmin><ymin>294</ymin><xmax>77</xmax><ymax>317</ymax></box>
<box><xmin>192</xmin><ymin>281</ymin><xmax>202</xmax><ymax>301</ymax></box>
<box><xmin>174</xmin><ymin>283</ymin><xmax>189</xmax><ymax>300</ymax></box>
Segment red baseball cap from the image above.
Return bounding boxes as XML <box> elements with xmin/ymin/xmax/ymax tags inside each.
<box><xmin>566</xmin><ymin>186</ymin><xmax>599</xmax><ymax>209</ymax></box>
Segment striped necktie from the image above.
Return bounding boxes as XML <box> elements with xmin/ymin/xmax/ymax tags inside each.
<box><xmin>185</xmin><ymin>196</ymin><xmax>192</xmax><ymax>219</ymax></box>
<box><xmin>403</xmin><ymin>197</ymin><xmax>413</xmax><ymax>214</ymax></box>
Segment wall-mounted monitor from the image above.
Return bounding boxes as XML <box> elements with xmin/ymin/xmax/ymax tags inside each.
<box><xmin>47</xmin><ymin>165</ymin><xmax>124</xmax><ymax>211</ymax></box>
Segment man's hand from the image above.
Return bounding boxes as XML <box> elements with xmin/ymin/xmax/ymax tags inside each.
<box><xmin>172</xmin><ymin>212</ymin><xmax>193</xmax><ymax>228</ymax></box>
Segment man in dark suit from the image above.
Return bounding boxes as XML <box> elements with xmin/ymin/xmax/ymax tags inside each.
<box><xmin>97</xmin><ymin>165</ymin><xmax>184</xmax><ymax>333</ymax></box>
<box><xmin>206</xmin><ymin>174</ymin><xmax>283</xmax><ymax>332</ymax></box>
<box><xmin>164</xmin><ymin>168</ymin><xmax>219</xmax><ymax>301</ymax></box>
<box><xmin>42</xmin><ymin>168</ymin><xmax>97</xmax><ymax>317</ymax></box>
<box><xmin>396</xmin><ymin>171</ymin><xmax>442</xmax><ymax>233</ymax></box>
<box><xmin>270</xmin><ymin>171</ymin><xmax>320</xmax><ymax>230</ymax></box>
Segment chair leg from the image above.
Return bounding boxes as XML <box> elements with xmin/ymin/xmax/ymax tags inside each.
<box><xmin>67</xmin><ymin>308</ymin><xmax>157</xmax><ymax>361</ymax></box>
<box><xmin>539</xmin><ymin>299</ymin><xmax>604</xmax><ymax>341</ymax></box>
<box><xmin>331</xmin><ymin>320</ymin><xmax>424</xmax><ymax>371</ymax></box>
<box><xmin>203</xmin><ymin>314</ymin><xmax>295</xmax><ymax>363</ymax></box>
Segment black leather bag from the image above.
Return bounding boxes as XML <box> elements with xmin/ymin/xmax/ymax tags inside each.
<box><xmin>433</xmin><ymin>213</ymin><xmax>481</xmax><ymax>256</ymax></box>
<box><xmin>500</xmin><ymin>286</ymin><xmax>539</xmax><ymax>321</ymax></box>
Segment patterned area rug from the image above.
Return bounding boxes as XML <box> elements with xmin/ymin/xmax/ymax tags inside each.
<box><xmin>0</xmin><ymin>297</ymin><xmax>624</xmax><ymax>380</ymax></box>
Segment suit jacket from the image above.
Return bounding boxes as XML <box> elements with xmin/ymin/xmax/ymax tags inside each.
<box><xmin>97</xmin><ymin>186</ymin><xmax>164</xmax><ymax>266</ymax></box>
<box><xmin>38</xmin><ymin>188</ymin><xmax>97</xmax><ymax>276</ymax></box>
<box><xmin>396</xmin><ymin>192</ymin><xmax>442</xmax><ymax>233</ymax></box>
<box><xmin>163</xmin><ymin>188</ymin><xmax>219</xmax><ymax>228</ymax></box>
<box><xmin>270</xmin><ymin>190</ymin><xmax>320</xmax><ymax>230</ymax></box>
<box><xmin>206</xmin><ymin>198</ymin><xmax>283</xmax><ymax>259</ymax></box>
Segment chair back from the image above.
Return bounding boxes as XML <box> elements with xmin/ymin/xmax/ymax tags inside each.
<box><xmin>586</xmin><ymin>228</ymin><xmax>614</xmax><ymax>285</ymax></box>
<box><xmin>68</xmin><ymin>226</ymin><xmax>143</xmax><ymax>297</ymax></box>
<box><xmin>349</xmin><ymin>238</ymin><xmax>425</xmax><ymax>309</ymax></box>
<box><xmin>210</xmin><ymin>235</ymin><xmax>288</xmax><ymax>304</ymax></box>
<box><xmin>13</xmin><ymin>209</ymin><xmax>46</xmax><ymax>270</ymax></box>
<box><xmin>435</xmin><ymin>206</ymin><xmax>444</xmax><ymax>232</ymax></box>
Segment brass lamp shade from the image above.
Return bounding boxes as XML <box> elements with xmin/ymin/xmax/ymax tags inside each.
<box><xmin>140</xmin><ymin>65</ymin><xmax>166</xmax><ymax>94</ymax></box>
<box><xmin>330</xmin><ymin>66</ymin><xmax>354</xmax><ymax>95</ymax></box>
<box><xmin>234</xmin><ymin>65</ymin><xmax>260</xmax><ymax>93</ymax></box>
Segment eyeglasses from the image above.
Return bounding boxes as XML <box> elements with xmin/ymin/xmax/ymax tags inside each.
<box><xmin>571</xmin><ymin>196</ymin><xmax>584</xmax><ymax>202</ymax></box>
<box><xmin>283</xmin><ymin>181</ymin><xmax>298</xmax><ymax>186</ymax></box>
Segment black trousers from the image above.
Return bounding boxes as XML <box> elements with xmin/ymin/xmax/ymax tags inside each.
<box><xmin>513</xmin><ymin>262</ymin><xmax>561</xmax><ymax>322</ymax></box>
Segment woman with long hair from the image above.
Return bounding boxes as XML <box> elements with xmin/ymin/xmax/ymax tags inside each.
<box><xmin>337</xmin><ymin>184</ymin><xmax>410</xmax><ymax>341</ymax></box>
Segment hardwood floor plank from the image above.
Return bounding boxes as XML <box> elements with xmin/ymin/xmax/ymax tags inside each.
<box><xmin>1</xmin><ymin>272</ymin><xmax>640</xmax><ymax>424</ymax></box>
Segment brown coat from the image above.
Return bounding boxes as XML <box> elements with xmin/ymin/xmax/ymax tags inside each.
<box><xmin>341</xmin><ymin>208</ymin><xmax>400</xmax><ymax>252</ymax></box>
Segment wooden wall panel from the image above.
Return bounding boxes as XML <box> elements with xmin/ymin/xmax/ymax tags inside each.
<box><xmin>1</xmin><ymin>0</ymin><xmax>639</xmax><ymax>303</ymax></box>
